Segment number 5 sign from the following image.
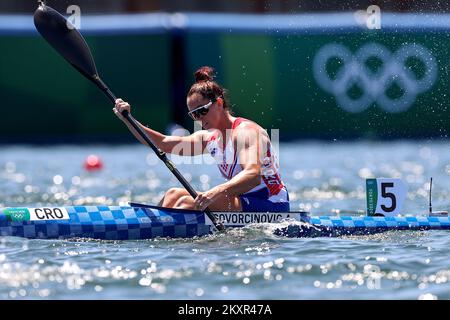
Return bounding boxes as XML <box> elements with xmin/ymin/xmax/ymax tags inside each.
<box><xmin>366</xmin><ymin>178</ymin><xmax>407</xmax><ymax>217</ymax></box>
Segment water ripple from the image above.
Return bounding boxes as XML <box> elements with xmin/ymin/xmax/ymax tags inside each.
<box><xmin>0</xmin><ymin>142</ymin><xmax>449</xmax><ymax>299</ymax></box>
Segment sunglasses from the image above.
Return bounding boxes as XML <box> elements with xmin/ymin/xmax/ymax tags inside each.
<box><xmin>187</xmin><ymin>99</ymin><xmax>216</xmax><ymax>120</ymax></box>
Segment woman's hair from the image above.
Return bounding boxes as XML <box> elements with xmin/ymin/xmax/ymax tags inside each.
<box><xmin>188</xmin><ymin>66</ymin><xmax>231</xmax><ymax>111</ymax></box>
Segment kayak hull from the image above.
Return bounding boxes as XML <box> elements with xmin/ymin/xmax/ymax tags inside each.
<box><xmin>0</xmin><ymin>205</ymin><xmax>210</xmax><ymax>240</ymax></box>
<box><xmin>1</xmin><ymin>204</ymin><xmax>449</xmax><ymax>240</ymax></box>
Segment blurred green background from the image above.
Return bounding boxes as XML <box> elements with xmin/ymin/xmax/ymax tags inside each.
<box><xmin>1</xmin><ymin>1</ymin><xmax>449</xmax><ymax>142</ymax></box>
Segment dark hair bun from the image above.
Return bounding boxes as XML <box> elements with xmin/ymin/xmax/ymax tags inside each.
<box><xmin>194</xmin><ymin>66</ymin><xmax>215</xmax><ymax>83</ymax></box>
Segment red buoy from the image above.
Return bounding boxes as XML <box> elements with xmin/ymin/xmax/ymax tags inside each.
<box><xmin>84</xmin><ymin>155</ymin><xmax>103</xmax><ymax>171</ymax></box>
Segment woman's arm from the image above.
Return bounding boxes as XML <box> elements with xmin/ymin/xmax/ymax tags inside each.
<box><xmin>217</xmin><ymin>124</ymin><xmax>262</xmax><ymax>196</ymax></box>
<box><xmin>113</xmin><ymin>98</ymin><xmax>206</xmax><ymax>155</ymax></box>
<box><xmin>194</xmin><ymin>124</ymin><xmax>264</xmax><ymax>210</ymax></box>
<box><xmin>194</xmin><ymin>124</ymin><xmax>262</xmax><ymax>210</ymax></box>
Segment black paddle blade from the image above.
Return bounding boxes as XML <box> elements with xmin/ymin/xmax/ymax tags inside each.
<box><xmin>34</xmin><ymin>3</ymin><xmax>98</xmax><ymax>81</ymax></box>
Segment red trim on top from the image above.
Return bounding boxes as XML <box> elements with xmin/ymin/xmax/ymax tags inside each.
<box><xmin>262</xmin><ymin>174</ymin><xmax>284</xmax><ymax>195</ymax></box>
<box><xmin>232</xmin><ymin>117</ymin><xmax>246</xmax><ymax>129</ymax></box>
<box><xmin>208</xmin><ymin>131</ymin><xmax>219</xmax><ymax>142</ymax></box>
<box><xmin>261</xmin><ymin>144</ymin><xmax>284</xmax><ymax>195</ymax></box>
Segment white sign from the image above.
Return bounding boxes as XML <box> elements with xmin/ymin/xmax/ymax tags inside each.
<box><xmin>30</xmin><ymin>207</ymin><xmax>70</xmax><ymax>221</ymax></box>
<box><xmin>205</xmin><ymin>212</ymin><xmax>300</xmax><ymax>226</ymax></box>
<box><xmin>366</xmin><ymin>178</ymin><xmax>407</xmax><ymax>217</ymax></box>
<box><xmin>4</xmin><ymin>207</ymin><xmax>69</xmax><ymax>221</ymax></box>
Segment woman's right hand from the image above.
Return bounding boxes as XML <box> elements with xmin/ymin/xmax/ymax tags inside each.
<box><xmin>113</xmin><ymin>98</ymin><xmax>131</xmax><ymax>121</ymax></box>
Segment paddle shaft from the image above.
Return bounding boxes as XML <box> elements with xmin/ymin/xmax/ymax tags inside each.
<box><xmin>94</xmin><ymin>77</ymin><xmax>224</xmax><ymax>231</ymax></box>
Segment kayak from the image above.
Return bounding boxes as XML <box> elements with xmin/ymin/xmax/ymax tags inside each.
<box><xmin>1</xmin><ymin>203</ymin><xmax>449</xmax><ymax>240</ymax></box>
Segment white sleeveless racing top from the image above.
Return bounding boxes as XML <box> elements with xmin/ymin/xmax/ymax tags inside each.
<box><xmin>205</xmin><ymin>117</ymin><xmax>288</xmax><ymax>201</ymax></box>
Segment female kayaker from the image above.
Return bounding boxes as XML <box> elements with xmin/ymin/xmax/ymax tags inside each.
<box><xmin>113</xmin><ymin>66</ymin><xmax>289</xmax><ymax>212</ymax></box>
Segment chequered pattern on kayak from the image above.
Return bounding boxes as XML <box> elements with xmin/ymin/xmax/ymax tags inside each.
<box><xmin>0</xmin><ymin>206</ymin><xmax>210</xmax><ymax>240</ymax></box>
<box><xmin>1</xmin><ymin>207</ymin><xmax>450</xmax><ymax>239</ymax></box>
<box><xmin>310</xmin><ymin>216</ymin><xmax>450</xmax><ymax>228</ymax></box>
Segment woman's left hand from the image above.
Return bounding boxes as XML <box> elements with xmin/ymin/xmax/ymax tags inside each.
<box><xmin>194</xmin><ymin>186</ymin><xmax>223</xmax><ymax>211</ymax></box>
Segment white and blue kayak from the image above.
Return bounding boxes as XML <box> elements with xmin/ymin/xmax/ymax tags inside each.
<box><xmin>1</xmin><ymin>203</ymin><xmax>449</xmax><ymax>240</ymax></box>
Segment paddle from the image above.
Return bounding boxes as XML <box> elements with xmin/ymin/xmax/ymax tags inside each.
<box><xmin>33</xmin><ymin>2</ymin><xmax>224</xmax><ymax>231</ymax></box>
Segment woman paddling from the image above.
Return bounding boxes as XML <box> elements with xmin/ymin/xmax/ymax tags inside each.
<box><xmin>113</xmin><ymin>66</ymin><xmax>289</xmax><ymax>212</ymax></box>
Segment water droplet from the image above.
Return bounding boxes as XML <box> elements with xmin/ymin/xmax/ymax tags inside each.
<box><xmin>53</xmin><ymin>175</ymin><xmax>63</xmax><ymax>185</ymax></box>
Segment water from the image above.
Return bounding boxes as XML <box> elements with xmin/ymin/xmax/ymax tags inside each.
<box><xmin>0</xmin><ymin>140</ymin><xmax>449</xmax><ymax>299</ymax></box>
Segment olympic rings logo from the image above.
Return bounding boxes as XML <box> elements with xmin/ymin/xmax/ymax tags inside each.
<box><xmin>312</xmin><ymin>43</ymin><xmax>438</xmax><ymax>113</ymax></box>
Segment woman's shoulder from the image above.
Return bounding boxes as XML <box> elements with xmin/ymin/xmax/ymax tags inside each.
<box><xmin>233</xmin><ymin>117</ymin><xmax>266</xmax><ymax>134</ymax></box>
<box><xmin>232</xmin><ymin>117</ymin><xmax>269</xmax><ymax>144</ymax></box>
